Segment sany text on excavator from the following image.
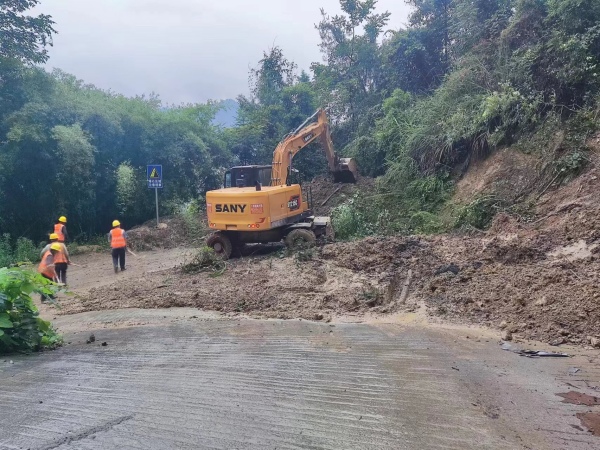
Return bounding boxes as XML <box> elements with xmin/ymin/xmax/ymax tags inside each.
<box><xmin>205</xmin><ymin>109</ymin><xmax>358</xmax><ymax>259</ymax></box>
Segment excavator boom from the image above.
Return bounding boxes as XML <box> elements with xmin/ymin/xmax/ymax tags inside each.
<box><xmin>271</xmin><ymin>109</ymin><xmax>358</xmax><ymax>186</ymax></box>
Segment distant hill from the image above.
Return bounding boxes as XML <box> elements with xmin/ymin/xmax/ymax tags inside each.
<box><xmin>212</xmin><ymin>99</ymin><xmax>239</xmax><ymax>128</ymax></box>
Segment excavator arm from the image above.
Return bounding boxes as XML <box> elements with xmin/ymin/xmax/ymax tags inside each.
<box><xmin>271</xmin><ymin>109</ymin><xmax>358</xmax><ymax>186</ymax></box>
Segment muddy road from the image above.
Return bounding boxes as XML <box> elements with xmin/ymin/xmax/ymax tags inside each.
<box><xmin>2</xmin><ymin>310</ymin><xmax>600</xmax><ymax>449</ymax></box>
<box><xmin>1</xmin><ymin>248</ymin><xmax>598</xmax><ymax>449</ymax></box>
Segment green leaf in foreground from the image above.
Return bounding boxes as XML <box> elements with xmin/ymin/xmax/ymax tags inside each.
<box><xmin>0</xmin><ymin>313</ymin><xmax>13</xmax><ymax>328</ymax></box>
<box><xmin>0</xmin><ymin>267</ymin><xmax>62</xmax><ymax>354</ymax></box>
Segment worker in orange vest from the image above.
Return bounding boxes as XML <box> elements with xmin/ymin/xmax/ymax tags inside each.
<box><xmin>54</xmin><ymin>216</ymin><xmax>68</xmax><ymax>243</ymax></box>
<box><xmin>41</xmin><ymin>233</ymin><xmax>71</xmax><ymax>285</ymax></box>
<box><xmin>108</xmin><ymin>220</ymin><xmax>128</xmax><ymax>273</ymax></box>
<box><xmin>38</xmin><ymin>243</ymin><xmax>62</xmax><ymax>302</ymax></box>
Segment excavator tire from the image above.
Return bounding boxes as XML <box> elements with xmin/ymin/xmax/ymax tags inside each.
<box><xmin>285</xmin><ymin>229</ymin><xmax>317</xmax><ymax>250</ymax></box>
<box><xmin>206</xmin><ymin>232</ymin><xmax>233</xmax><ymax>260</ymax></box>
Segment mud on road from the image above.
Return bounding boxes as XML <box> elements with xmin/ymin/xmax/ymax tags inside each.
<box><xmin>38</xmin><ymin>156</ymin><xmax>600</xmax><ymax>347</ymax></box>
<box><xmin>3</xmin><ymin>312</ymin><xmax>600</xmax><ymax>449</ymax></box>
<box><xmin>44</xmin><ymin>224</ymin><xmax>600</xmax><ymax>350</ymax></box>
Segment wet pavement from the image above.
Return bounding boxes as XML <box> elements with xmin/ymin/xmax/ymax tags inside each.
<box><xmin>0</xmin><ymin>313</ymin><xmax>599</xmax><ymax>449</ymax></box>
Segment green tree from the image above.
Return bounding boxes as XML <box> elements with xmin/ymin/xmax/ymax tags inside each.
<box><xmin>313</xmin><ymin>0</ymin><xmax>390</xmax><ymax>146</ymax></box>
<box><xmin>52</xmin><ymin>124</ymin><xmax>97</xmax><ymax>233</ymax></box>
<box><xmin>381</xmin><ymin>28</ymin><xmax>444</xmax><ymax>94</ymax></box>
<box><xmin>406</xmin><ymin>0</ymin><xmax>452</xmax><ymax>69</ymax></box>
<box><xmin>0</xmin><ymin>0</ymin><xmax>55</xmax><ymax>64</ymax></box>
<box><xmin>232</xmin><ymin>46</ymin><xmax>322</xmax><ymax>178</ymax></box>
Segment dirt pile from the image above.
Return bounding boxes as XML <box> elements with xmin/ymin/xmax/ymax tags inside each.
<box><xmin>65</xmin><ymin>250</ymin><xmax>391</xmax><ymax>321</ymax></box>
<box><xmin>309</xmin><ymin>175</ymin><xmax>375</xmax><ymax>216</ymax></box>
<box><xmin>127</xmin><ymin>216</ymin><xmax>208</xmax><ymax>251</ymax></box>
<box><xmin>61</xmin><ymin>217</ymin><xmax>600</xmax><ymax>345</ymax></box>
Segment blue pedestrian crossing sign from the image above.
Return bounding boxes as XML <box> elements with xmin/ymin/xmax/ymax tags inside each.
<box><xmin>147</xmin><ymin>165</ymin><xmax>163</xmax><ymax>189</ymax></box>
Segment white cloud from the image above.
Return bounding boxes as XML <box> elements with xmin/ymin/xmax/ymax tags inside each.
<box><xmin>36</xmin><ymin>0</ymin><xmax>411</xmax><ymax>104</ymax></box>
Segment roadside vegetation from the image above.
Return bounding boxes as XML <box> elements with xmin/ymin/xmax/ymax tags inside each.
<box><xmin>181</xmin><ymin>247</ymin><xmax>227</xmax><ymax>277</ymax></box>
<box><xmin>0</xmin><ymin>267</ymin><xmax>62</xmax><ymax>354</ymax></box>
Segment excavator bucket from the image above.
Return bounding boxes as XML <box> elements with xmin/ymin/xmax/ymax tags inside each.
<box><xmin>333</xmin><ymin>158</ymin><xmax>359</xmax><ymax>183</ymax></box>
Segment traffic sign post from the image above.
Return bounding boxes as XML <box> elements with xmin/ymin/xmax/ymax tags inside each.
<box><xmin>147</xmin><ymin>165</ymin><xmax>163</xmax><ymax>227</ymax></box>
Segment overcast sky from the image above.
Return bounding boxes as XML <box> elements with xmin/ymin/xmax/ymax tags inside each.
<box><xmin>35</xmin><ymin>0</ymin><xmax>411</xmax><ymax>104</ymax></box>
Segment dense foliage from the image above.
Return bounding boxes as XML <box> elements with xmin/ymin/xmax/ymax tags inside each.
<box><xmin>1</xmin><ymin>0</ymin><xmax>600</xmax><ymax>245</ymax></box>
<box><xmin>0</xmin><ymin>67</ymin><xmax>230</xmax><ymax>240</ymax></box>
<box><xmin>0</xmin><ymin>267</ymin><xmax>62</xmax><ymax>354</ymax></box>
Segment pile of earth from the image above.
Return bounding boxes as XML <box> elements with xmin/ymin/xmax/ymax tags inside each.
<box><xmin>127</xmin><ymin>216</ymin><xmax>208</xmax><ymax>251</ymax></box>
<box><xmin>65</xmin><ymin>220</ymin><xmax>600</xmax><ymax>347</ymax></box>
<box><xmin>309</xmin><ymin>175</ymin><xmax>375</xmax><ymax>216</ymax></box>
<box><xmin>64</xmin><ymin>247</ymin><xmax>395</xmax><ymax>321</ymax></box>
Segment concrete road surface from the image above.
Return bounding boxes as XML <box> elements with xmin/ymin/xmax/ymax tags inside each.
<box><xmin>0</xmin><ymin>311</ymin><xmax>599</xmax><ymax>449</ymax></box>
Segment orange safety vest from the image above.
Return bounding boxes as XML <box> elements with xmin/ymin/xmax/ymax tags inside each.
<box><xmin>54</xmin><ymin>243</ymin><xmax>68</xmax><ymax>264</ymax></box>
<box><xmin>38</xmin><ymin>250</ymin><xmax>56</xmax><ymax>279</ymax></box>
<box><xmin>54</xmin><ymin>223</ymin><xmax>65</xmax><ymax>242</ymax></box>
<box><xmin>110</xmin><ymin>228</ymin><xmax>127</xmax><ymax>249</ymax></box>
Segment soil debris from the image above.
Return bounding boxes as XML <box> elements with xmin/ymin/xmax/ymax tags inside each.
<box><xmin>309</xmin><ymin>175</ymin><xmax>375</xmax><ymax>216</ymax></box>
<box><xmin>50</xmin><ymin>150</ymin><xmax>600</xmax><ymax>347</ymax></box>
<box><xmin>557</xmin><ymin>392</ymin><xmax>600</xmax><ymax>406</ymax></box>
<box><xmin>577</xmin><ymin>412</ymin><xmax>600</xmax><ymax>437</ymax></box>
<box><xmin>127</xmin><ymin>216</ymin><xmax>208</xmax><ymax>251</ymax></box>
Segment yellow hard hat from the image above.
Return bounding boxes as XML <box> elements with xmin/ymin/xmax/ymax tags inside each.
<box><xmin>112</xmin><ymin>220</ymin><xmax>121</xmax><ymax>227</ymax></box>
<box><xmin>50</xmin><ymin>243</ymin><xmax>62</xmax><ymax>251</ymax></box>
<box><xmin>49</xmin><ymin>233</ymin><xmax>59</xmax><ymax>240</ymax></box>
<box><xmin>58</xmin><ymin>216</ymin><xmax>67</xmax><ymax>223</ymax></box>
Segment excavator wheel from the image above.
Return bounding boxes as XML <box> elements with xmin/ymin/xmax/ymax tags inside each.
<box><xmin>285</xmin><ymin>229</ymin><xmax>317</xmax><ymax>250</ymax></box>
<box><xmin>206</xmin><ymin>232</ymin><xmax>233</xmax><ymax>260</ymax></box>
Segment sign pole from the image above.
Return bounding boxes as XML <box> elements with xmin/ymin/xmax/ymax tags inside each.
<box><xmin>155</xmin><ymin>187</ymin><xmax>159</xmax><ymax>227</ymax></box>
<box><xmin>147</xmin><ymin>164</ymin><xmax>163</xmax><ymax>228</ymax></box>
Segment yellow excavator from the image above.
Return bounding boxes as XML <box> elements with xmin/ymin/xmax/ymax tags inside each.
<box><xmin>205</xmin><ymin>108</ymin><xmax>358</xmax><ymax>259</ymax></box>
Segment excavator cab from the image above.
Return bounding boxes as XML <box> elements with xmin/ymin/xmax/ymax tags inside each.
<box><xmin>224</xmin><ymin>165</ymin><xmax>272</xmax><ymax>188</ymax></box>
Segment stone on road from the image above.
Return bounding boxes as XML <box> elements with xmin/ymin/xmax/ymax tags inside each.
<box><xmin>0</xmin><ymin>316</ymin><xmax>597</xmax><ymax>449</ymax></box>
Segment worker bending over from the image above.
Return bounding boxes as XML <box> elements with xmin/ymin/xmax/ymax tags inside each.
<box><xmin>54</xmin><ymin>216</ymin><xmax>68</xmax><ymax>243</ymax></box>
<box><xmin>38</xmin><ymin>243</ymin><xmax>62</xmax><ymax>302</ymax></box>
<box><xmin>108</xmin><ymin>220</ymin><xmax>128</xmax><ymax>273</ymax></box>
<box><xmin>41</xmin><ymin>233</ymin><xmax>70</xmax><ymax>285</ymax></box>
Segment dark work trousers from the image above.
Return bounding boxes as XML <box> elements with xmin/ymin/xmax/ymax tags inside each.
<box><xmin>40</xmin><ymin>274</ymin><xmax>56</xmax><ymax>302</ymax></box>
<box><xmin>55</xmin><ymin>263</ymin><xmax>68</xmax><ymax>285</ymax></box>
<box><xmin>112</xmin><ymin>247</ymin><xmax>126</xmax><ymax>270</ymax></box>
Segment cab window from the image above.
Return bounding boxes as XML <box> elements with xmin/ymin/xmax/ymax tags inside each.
<box><xmin>258</xmin><ymin>168</ymin><xmax>271</xmax><ymax>187</ymax></box>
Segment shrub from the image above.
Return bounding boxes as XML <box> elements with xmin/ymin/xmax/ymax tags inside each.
<box><xmin>331</xmin><ymin>195</ymin><xmax>376</xmax><ymax>240</ymax></box>
<box><xmin>0</xmin><ymin>234</ymin><xmax>12</xmax><ymax>269</ymax></box>
<box><xmin>0</xmin><ymin>267</ymin><xmax>62</xmax><ymax>354</ymax></box>
<box><xmin>0</xmin><ymin>235</ymin><xmax>41</xmax><ymax>268</ymax></box>
<box><xmin>454</xmin><ymin>195</ymin><xmax>504</xmax><ymax>230</ymax></box>
<box><xmin>14</xmin><ymin>237</ymin><xmax>39</xmax><ymax>264</ymax></box>
<box><xmin>181</xmin><ymin>247</ymin><xmax>226</xmax><ymax>276</ymax></box>
<box><xmin>177</xmin><ymin>199</ymin><xmax>208</xmax><ymax>244</ymax></box>
<box><xmin>409</xmin><ymin>211</ymin><xmax>445</xmax><ymax>234</ymax></box>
